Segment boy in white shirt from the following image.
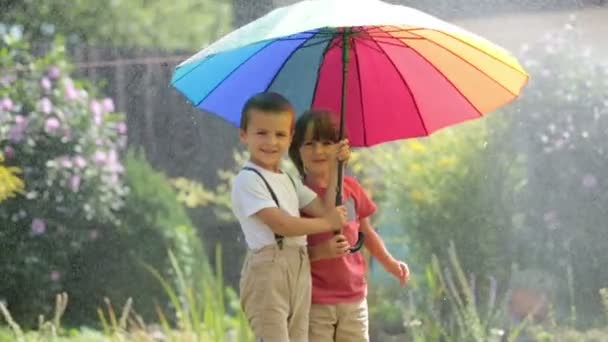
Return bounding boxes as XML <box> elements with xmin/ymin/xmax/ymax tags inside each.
<box><xmin>231</xmin><ymin>92</ymin><xmax>349</xmax><ymax>342</ymax></box>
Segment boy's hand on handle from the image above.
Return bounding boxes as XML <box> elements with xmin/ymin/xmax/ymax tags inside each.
<box><xmin>325</xmin><ymin>205</ymin><xmax>347</xmax><ymax>231</ymax></box>
<box><xmin>385</xmin><ymin>259</ymin><xmax>410</xmax><ymax>288</ymax></box>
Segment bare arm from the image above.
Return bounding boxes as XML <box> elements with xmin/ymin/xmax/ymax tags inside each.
<box><xmin>255</xmin><ymin>206</ymin><xmax>345</xmax><ymax>237</ymax></box>
<box><xmin>360</xmin><ymin>217</ymin><xmax>410</xmax><ymax>287</ymax></box>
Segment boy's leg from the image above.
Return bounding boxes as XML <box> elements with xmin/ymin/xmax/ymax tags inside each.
<box><xmin>309</xmin><ymin>303</ymin><xmax>338</xmax><ymax>342</ymax></box>
<box><xmin>335</xmin><ymin>298</ymin><xmax>369</xmax><ymax>342</ymax></box>
<box><xmin>239</xmin><ymin>246</ymin><xmax>290</xmax><ymax>342</ymax></box>
<box><xmin>287</xmin><ymin>246</ymin><xmax>312</xmax><ymax>342</ymax></box>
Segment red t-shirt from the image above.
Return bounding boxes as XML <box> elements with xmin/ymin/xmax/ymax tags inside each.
<box><xmin>304</xmin><ymin>176</ymin><xmax>377</xmax><ymax>304</ymax></box>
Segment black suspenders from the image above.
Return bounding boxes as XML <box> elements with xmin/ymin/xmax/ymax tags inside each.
<box><xmin>242</xmin><ymin>167</ymin><xmax>296</xmax><ymax>249</ymax></box>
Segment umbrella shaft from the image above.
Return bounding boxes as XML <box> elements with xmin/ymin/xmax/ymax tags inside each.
<box><xmin>336</xmin><ymin>28</ymin><xmax>350</xmax><ymax>206</ymax></box>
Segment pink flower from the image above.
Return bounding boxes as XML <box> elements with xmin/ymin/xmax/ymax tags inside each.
<box><xmin>102</xmin><ymin>98</ymin><xmax>115</xmax><ymax>113</ymax></box>
<box><xmin>63</xmin><ymin>78</ymin><xmax>78</xmax><ymax>100</ymax></box>
<box><xmin>69</xmin><ymin>174</ymin><xmax>81</xmax><ymax>192</ymax></box>
<box><xmin>90</xmin><ymin>100</ymin><xmax>103</xmax><ymax>125</ymax></box>
<box><xmin>94</xmin><ymin>150</ymin><xmax>107</xmax><ymax>164</ymax></box>
<box><xmin>47</xmin><ymin>66</ymin><xmax>61</xmax><ymax>79</ymax></box>
<box><xmin>57</xmin><ymin>156</ymin><xmax>72</xmax><ymax>168</ymax></box>
<box><xmin>117</xmin><ymin>122</ymin><xmax>127</xmax><ymax>135</ymax></box>
<box><xmin>44</xmin><ymin>117</ymin><xmax>61</xmax><ymax>134</ymax></box>
<box><xmin>73</xmin><ymin>155</ymin><xmax>87</xmax><ymax>168</ymax></box>
<box><xmin>106</xmin><ymin>149</ymin><xmax>124</xmax><ymax>173</ymax></box>
<box><xmin>38</xmin><ymin>98</ymin><xmax>53</xmax><ymax>114</ymax></box>
<box><xmin>40</xmin><ymin>77</ymin><xmax>52</xmax><ymax>91</ymax></box>
<box><xmin>31</xmin><ymin>218</ymin><xmax>46</xmax><ymax>235</ymax></box>
<box><xmin>1</xmin><ymin>97</ymin><xmax>13</xmax><ymax>111</ymax></box>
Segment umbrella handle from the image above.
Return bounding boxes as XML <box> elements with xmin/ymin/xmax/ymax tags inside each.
<box><xmin>332</xmin><ymin>231</ymin><xmax>365</xmax><ymax>253</ymax></box>
<box><xmin>350</xmin><ymin>232</ymin><xmax>365</xmax><ymax>253</ymax></box>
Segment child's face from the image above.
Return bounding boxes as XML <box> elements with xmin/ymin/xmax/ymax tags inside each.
<box><xmin>299</xmin><ymin>124</ymin><xmax>334</xmax><ymax>177</ymax></box>
<box><xmin>239</xmin><ymin>109</ymin><xmax>293</xmax><ymax>172</ymax></box>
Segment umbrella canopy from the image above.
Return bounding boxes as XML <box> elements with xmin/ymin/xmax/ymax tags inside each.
<box><xmin>171</xmin><ymin>0</ymin><xmax>528</xmax><ymax>147</ymax></box>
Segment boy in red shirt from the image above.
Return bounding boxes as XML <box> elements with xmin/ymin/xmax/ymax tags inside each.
<box><xmin>289</xmin><ymin>109</ymin><xmax>410</xmax><ymax>341</ymax></box>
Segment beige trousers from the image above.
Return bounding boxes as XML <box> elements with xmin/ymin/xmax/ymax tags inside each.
<box><xmin>309</xmin><ymin>298</ymin><xmax>369</xmax><ymax>342</ymax></box>
<box><xmin>239</xmin><ymin>244</ymin><xmax>311</xmax><ymax>342</ymax></box>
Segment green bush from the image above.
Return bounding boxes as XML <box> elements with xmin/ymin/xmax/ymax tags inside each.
<box><xmin>0</xmin><ymin>34</ymin><xmax>127</xmax><ymax>324</ymax></box>
<box><xmin>61</xmin><ymin>149</ymin><xmax>205</xmax><ymax>325</ymax></box>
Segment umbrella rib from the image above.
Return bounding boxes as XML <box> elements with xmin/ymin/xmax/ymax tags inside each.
<box><xmin>395</xmin><ymin>26</ymin><xmax>521</xmax><ymax>97</ymax></box>
<box><xmin>192</xmin><ymin>42</ymin><xmax>272</xmax><ymax>107</ymax></box>
<box><xmin>379</xmin><ymin>28</ymin><xmax>484</xmax><ymax>119</ymax></box>
<box><xmin>311</xmin><ymin>32</ymin><xmax>339</xmax><ymax>107</ymax></box>
<box><xmin>429</xmin><ymin>29</ymin><xmax>529</xmax><ymax>80</ymax></box>
<box><xmin>366</xmin><ymin>31</ymin><xmax>429</xmax><ymax>135</ymax></box>
<box><xmin>352</xmin><ymin>36</ymin><xmax>368</xmax><ymax>146</ymax></box>
<box><xmin>266</xmin><ymin>32</ymin><xmax>323</xmax><ymax>91</ymax></box>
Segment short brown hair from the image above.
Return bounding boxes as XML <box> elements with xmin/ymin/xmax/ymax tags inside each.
<box><xmin>289</xmin><ymin>109</ymin><xmax>342</xmax><ymax>177</ymax></box>
<box><xmin>240</xmin><ymin>92</ymin><xmax>295</xmax><ymax>130</ymax></box>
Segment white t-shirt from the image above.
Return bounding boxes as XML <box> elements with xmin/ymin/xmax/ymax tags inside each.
<box><xmin>231</xmin><ymin>161</ymin><xmax>317</xmax><ymax>250</ymax></box>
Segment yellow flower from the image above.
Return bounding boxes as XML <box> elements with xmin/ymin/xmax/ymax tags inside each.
<box><xmin>437</xmin><ymin>156</ymin><xmax>458</xmax><ymax>169</ymax></box>
<box><xmin>409</xmin><ymin>189</ymin><xmax>428</xmax><ymax>203</ymax></box>
<box><xmin>0</xmin><ymin>154</ymin><xmax>25</xmax><ymax>202</ymax></box>
<box><xmin>407</xmin><ymin>140</ymin><xmax>426</xmax><ymax>153</ymax></box>
<box><xmin>408</xmin><ymin>163</ymin><xmax>424</xmax><ymax>173</ymax></box>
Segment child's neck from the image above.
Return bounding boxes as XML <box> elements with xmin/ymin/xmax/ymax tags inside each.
<box><xmin>248</xmin><ymin>159</ymin><xmax>281</xmax><ymax>173</ymax></box>
<box><xmin>304</xmin><ymin>172</ymin><xmax>330</xmax><ymax>188</ymax></box>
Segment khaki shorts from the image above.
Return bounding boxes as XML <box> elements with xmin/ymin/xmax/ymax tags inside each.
<box><xmin>239</xmin><ymin>244</ymin><xmax>311</xmax><ymax>342</ymax></box>
<box><xmin>309</xmin><ymin>298</ymin><xmax>369</xmax><ymax>342</ymax></box>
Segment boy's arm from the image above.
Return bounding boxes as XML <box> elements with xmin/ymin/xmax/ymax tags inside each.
<box><xmin>308</xmin><ymin>234</ymin><xmax>350</xmax><ymax>261</ymax></box>
<box><xmin>255</xmin><ymin>207</ymin><xmax>345</xmax><ymax>237</ymax></box>
<box><xmin>360</xmin><ymin>217</ymin><xmax>410</xmax><ymax>287</ymax></box>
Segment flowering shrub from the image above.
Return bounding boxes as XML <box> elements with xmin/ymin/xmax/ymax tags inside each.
<box><xmin>0</xmin><ymin>35</ymin><xmax>128</xmax><ymax>319</ymax></box>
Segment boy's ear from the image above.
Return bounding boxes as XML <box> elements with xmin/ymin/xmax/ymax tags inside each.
<box><xmin>239</xmin><ymin>129</ymin><xmax>247</xmax><ymax>143</ymax></box>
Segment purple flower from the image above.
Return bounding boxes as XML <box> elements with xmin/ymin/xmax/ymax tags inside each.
<box><xmin>9</xmin><ymin>115</ymin><xmax>28</xmax><ymax>143</ymax></box>
<box><xmin>1</xmin><ymin>97</ymin><xmax>13</xmax><ymax>111</ymax></box>
<box><xmin>50</xmin><ymin>271</ymin><xmax>61</xmax><ymax>282</ymax></box>
<box><xmin>94</xmin><ymin>150</ymin><xmax>107</xmax><ymax>164</ymax></box>
<box><xmin>582</xmin><ymin>174</ymin><xmax>598</xmax><ymax>189</ymax></box>
<box><xmin>44</xmin><ymin>117</ymin><xmax>61</xmax><ymax>134</ymax></box>
<box><xmin>117</xmin><ymin>122</ymin><xmax>127</xmax><ymax>135</ymax></box>
<box><xmin>3</xmin><ymin>146</ymin><xmax>15</xmax><ymax>159</ymax></box>
<box><xmin>38</xmin><ymin>97</ymin><xmax>53</xmax><ymax>114</ymax></box>
<box><xmin>40</xmin><ymin>77</ymin><xmax>52</xmax><ymax>91</ymax></box>
<box><xmin>47</xmin><ymin>66</ymin><xmax>61</xmax><ymax>80</ymax></box>
<box><xmin>0</xmin><ymin>75</ymin><xmax>16</xmax><ymax>86</ymax></box>
<box><xmin>102</xmin><ymin>98</ymin><xmax>115</xmax><ymax>113</ymax></box>
<box><xmin>69</xmin><ymin>174</ymin><xmax>81</xmax><ymax>192</ymax></box>
<box><xmin>31</xmin><ymin>218</ymin><xmax>46</xmax><ymax>235</ymax></box>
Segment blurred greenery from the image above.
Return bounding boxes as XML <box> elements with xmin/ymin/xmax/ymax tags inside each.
<box><xmin>0</xmin><ymin>0</ymin><xmax>232</xmax><ymax>49</ymax></box>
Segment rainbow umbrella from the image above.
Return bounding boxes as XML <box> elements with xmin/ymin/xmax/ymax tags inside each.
<box><xmin>171</xmin><ymin>0</ymin><xmax>528</xmax><ymax>251</ymax></box>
